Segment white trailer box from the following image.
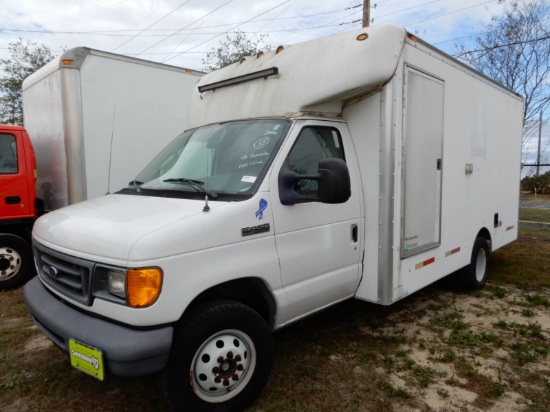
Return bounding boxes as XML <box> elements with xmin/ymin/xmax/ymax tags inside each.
<box><xmin>22</xmin><ymin>47</ymin><xmax>203</xmax><ymax>211</ymax></box>
<box><xmin>24</xmin><ymin>25</ymin><xmax>522</xmax><ymax>411</ymax></box>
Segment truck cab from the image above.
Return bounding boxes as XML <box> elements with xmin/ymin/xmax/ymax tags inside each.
<box><xmin>0</xmin><ymin>124</ymin><xmax>37</xmax><ymax>288</ymax></box>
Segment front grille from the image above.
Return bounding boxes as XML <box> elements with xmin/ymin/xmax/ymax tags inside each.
<box><xmin>33</xmin><ymin>242</ymin><xmax>95</xmax><ymax>306</ymax></box>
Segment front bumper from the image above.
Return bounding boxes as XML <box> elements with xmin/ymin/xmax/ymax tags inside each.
<box><xmin>23</xmin><ymin>276</ymin><xmax>173</xmax><ymax>377</ymax></box>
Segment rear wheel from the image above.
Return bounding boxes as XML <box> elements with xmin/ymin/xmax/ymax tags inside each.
<box><xmin>163</xmin><ymin>300</ymin><xmax>273</xmax><ymax>412</ymax></box>
<box><xmin>0</xmin><ymin>234</ymin><xmax>34</xmax><ymax>289</ymax></box>
<box><xmin>461</xmin><ymin>237</ymin><xmax>490</xmax><ymax>290</ymax></box>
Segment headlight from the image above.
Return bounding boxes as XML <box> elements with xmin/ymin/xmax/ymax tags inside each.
<box><xmin>108</xmin><ymin>270</ymin><xmax>126</xmax><ymax>299</ymax></box>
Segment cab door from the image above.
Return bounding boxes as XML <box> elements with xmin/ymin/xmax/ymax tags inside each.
<box><xmin>0</xmin><ymin>130</ymin><xmax>34</xmax><ymax>220</ymax></box>
<box><xmin>270</xmin><ymin>120</ymin><xmax>364</xmax><ymax>325</ymax></box>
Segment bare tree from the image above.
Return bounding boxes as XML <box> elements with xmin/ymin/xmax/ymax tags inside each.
<box><xmin>0</xmin><ymin>38</ymin><xmax>53</xmax><ymax>125</ymax></box>
<box><xmin>202</xmin><ymin>31</ymin><xmax>269</xmax><ymax>72</ymax></box>
<box><xmin>457</xmin><ymin>0</ymin><xmax>550</xmax><ymax>150</ymax></box>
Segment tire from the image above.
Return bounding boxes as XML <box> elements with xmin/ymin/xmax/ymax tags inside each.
<box><xmin>461</xmin><ymin>237</ymin><xmax>490</xmax><ymax>290</ymax></box>
<box><xmin>0</xmin><ymin>234</ymin><xmax>35</xmax><ymax>290</ymax></box>
<box><xmin>163</xmin><ymin>300</ymin><xmax>273</xmax><ymax>412</ymax></box>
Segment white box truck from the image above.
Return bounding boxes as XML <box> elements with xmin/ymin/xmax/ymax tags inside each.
<box><xmin>24</xmin><ymin>24</ymin><xmax>523</xmax><ymax>411</ymax></box>
<box><xmin>22</xmin><ymin>47</ymin><xmax>204</xmax><ymax>211</ymax></box>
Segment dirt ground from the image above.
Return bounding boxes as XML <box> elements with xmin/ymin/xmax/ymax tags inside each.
<box><xmin>257</xmin><ymin>282</ymin><xmax>550</xmax><ymax>411</ymax></box>
<box><xmin>2</xmin><ymin>282</ymin><xmax>549</xmax><ymax>411</ymax></box>
<box><xmin>384</xmin><ymin>287</ymin><xmax>550</xmax><ymax>411</ymax></box>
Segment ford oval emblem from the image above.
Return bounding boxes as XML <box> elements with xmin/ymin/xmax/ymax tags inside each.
<box><xmin>48</xmin><ymin>266</ymin><xmax>59</xmax><ymax>277</ymax></box>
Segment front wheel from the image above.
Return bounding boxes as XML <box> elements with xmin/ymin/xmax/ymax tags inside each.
<box><xmin>163</xmin><ymin>300</ymin><xmax>273</xmax><ymax>412</ymax></box>
<box><xmin>0</xmin><ymin>234</ymin><xmax>35</xmax><ymax>290</ymax></box>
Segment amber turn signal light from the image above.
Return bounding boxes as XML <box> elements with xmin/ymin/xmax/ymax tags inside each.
<box><xmin>127</xmin><ymin>268</ymin><xmax>163</xmax><ymax>308</ymax></box>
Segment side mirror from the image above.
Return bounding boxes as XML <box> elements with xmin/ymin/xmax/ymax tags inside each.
<box><xmin>278</xmin><ymin>157</ymin><xmax>351</xmax><ymax>205</ymax></box>
<box><xmin>317</xmin><ymin>158</ymin><xmax>351</xmax><ymax>204</ymax></box>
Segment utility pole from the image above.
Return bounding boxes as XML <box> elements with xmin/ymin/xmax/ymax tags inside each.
<box><xmin>363</xmin><ymin>0</ymin><xmax>370</xmax><ymax>27</ymax></box>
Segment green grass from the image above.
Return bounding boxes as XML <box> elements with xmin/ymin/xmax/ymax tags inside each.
<box><xmin>490</xmin><ymin>240</ymin><xmax>550</xmax><ymax>288</ymax></box>
<box><xmin>519</xmin><ymin>195</ymin><xmax>550</xmax><ymax>239</ymax></box>
<box><xmin>519</xmin><ymin>207</ymin><xmax>550</xmax><ymax>223</ymax></box>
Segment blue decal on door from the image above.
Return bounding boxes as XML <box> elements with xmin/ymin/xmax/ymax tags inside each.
<box><xmin>255</xmin><ymin>198</ymin><xmax>268</xmax><ymax>220</ymax></box>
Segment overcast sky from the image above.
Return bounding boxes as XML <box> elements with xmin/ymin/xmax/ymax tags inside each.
<box><xmin>1</xmin><ymin>0</ymin><xmax>507</xmax><ymax>70</ymax></box>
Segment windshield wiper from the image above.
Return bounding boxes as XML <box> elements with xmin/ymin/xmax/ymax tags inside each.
<box><xmin>163</xmin><ymin>178</ymin><xmax>219</xmax><ymax>199</ymax></box>
<box><xmin>128</xmin><ymin>180</ymin><xmax>143</xmax><ymax>193</ymax></box>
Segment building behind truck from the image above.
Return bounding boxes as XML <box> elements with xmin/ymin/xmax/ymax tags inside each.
<box><xmin>24</xmin><ymin>24</ymin><xmax>523</xmax><ymax>411</ymax></box>
<box><xmin>0</xmin><ymin>48</ymin><xmax>203</xmax><ymax>289</ymax></box>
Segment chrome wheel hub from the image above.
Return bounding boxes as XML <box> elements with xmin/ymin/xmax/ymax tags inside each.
<box><xmin>0</xmin><ymin>246</ymin><xmax>21</xmax><ymax>281</ymax></box>
<box><xmin>191</xmin><ymin>329</ymin><xmax>256</xmax><ymax>402</ymax></box>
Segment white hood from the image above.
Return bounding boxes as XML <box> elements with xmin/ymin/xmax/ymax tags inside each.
<box><xmin>32</xmin><ymin>193</ymin><xmax>270</xmax><ymax>264</ymax></box>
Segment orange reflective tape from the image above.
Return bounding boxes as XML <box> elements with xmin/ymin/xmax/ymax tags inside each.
<box><xmin>445</xmin><ymin>247</ymin><xmax>461</xmax><ymax>257</ymax></box>
<box><xmin>415</xmin><ymin>257</ymin><xmax>435</xmax><ymax>270</ymax></box>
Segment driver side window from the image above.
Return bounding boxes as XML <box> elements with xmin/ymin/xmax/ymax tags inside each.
<box><xmin>0</xmin><ymin>134</ymin><xmax>18</xmax><ymax>174</ymax></box>
<box><xmin>287</xmin><ymin>127</ymin><xmax>345</xmax><ymax>197</ymax></box>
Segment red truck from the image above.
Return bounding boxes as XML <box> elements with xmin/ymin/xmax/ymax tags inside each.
<box><xmin>0</xmin><ymin>124</ymin><xmax>37</xmax><ymax>289</ymax></box>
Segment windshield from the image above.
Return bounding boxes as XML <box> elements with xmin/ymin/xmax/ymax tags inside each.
<box><xmin>124</xmin><ymin>119</ymin><xmax>290</xmax><ymax>201</ymax></box>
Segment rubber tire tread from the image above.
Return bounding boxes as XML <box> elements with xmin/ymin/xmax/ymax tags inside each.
<box><xmin>163</xmin><ymin>299</ymin><xmax>273</xmax><ymax>412</ymax></box>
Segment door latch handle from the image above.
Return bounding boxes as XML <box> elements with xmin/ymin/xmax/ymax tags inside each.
<box><xmin>5</xmin><ymin>196</ymin><xmax>21</xmax><ymax>205</ymax></box>
<box><xmin>351</xmin><ymin>224</ymin><xmax>358</xmax><ymax>243</ymax></box>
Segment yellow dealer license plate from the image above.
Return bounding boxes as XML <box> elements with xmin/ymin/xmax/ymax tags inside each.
<box><xmin>69</xmin><ymin>339</ymin><xmax>105</xmax><ymax>381</ymax></box>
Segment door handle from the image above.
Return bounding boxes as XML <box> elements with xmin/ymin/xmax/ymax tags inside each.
<box><xmin>5</xmin><ymin>196</ymin><xmax>21</xmax><ymax>205</ymax></box>
<box><xmin>351</xmin><ymin>224</ymin><xmax>358</xmax><ymax>243</ymax></box>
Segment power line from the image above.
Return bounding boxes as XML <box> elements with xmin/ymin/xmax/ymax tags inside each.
<box><xmin>283</xmin><ymin>8</ymin><xmax>361</xmax><ymax>43</ymax></box>
<box><xmin>163</xmin><ymin>0</ymin><xmax>292</xmax><ymax>63</ymax></box>
<box><xmin>0</xmin><ymin>5</ymin><xmax>358</xmax><ymax>37</ymax></box>
<box><xmin>105</xmin><ymin>0</ymin><xmax>171</xmax><ymax>50</ymax></box>
<box><xmin>0</xmin><ymin>21</ymin><xmax>367</xmax><ymax>49</ymax></box>
<box><xmin>433</xmin><ymin>32</ymin><xmax>480</xmax><ymax>46</ymax></box>
<box><xmin>1</xmin><ymin>0</ymin><xmax>520</xmax><ymax>63</ymax></box>
<box><xmin>249</xmin><ymin>0</ymin><xmax>296</xmax><ymax>42</ymax></box>
<box><xmin>404</xmin><ymin>0</ymin><xmax>495</xmax><ymax>27</ymax></box>
<box><xmin>373</xmin><ymin>0</ymin><xmax>441</xmax><ymax>21</ymax></box>
<box><xmin>432</xmin><ymin>15</ymin><xmax>550</xmax><ymax>47</ymax></box>
<box><xmin>256</xmin><ymin>4</ymin><xmax>358</xmax><ymax>22</ymax></box>
<box><xmin>454</xmin><ymin>34</ymin><xmax>550</xmax><ymax>58</ymax></box>
<box><xmin>341</xmin><ymin>0</ymin><xmax>501</xmax><ymax>41</ymax></box>
<box><xmin>137</xmin><ymin>0</ymin><xmax>235</xmax><ymax>57</ymax></box>
<box><xmin>111</xmin><ymin>0</ymin><xmax>193</xmax><ymax>52</ymax></box>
